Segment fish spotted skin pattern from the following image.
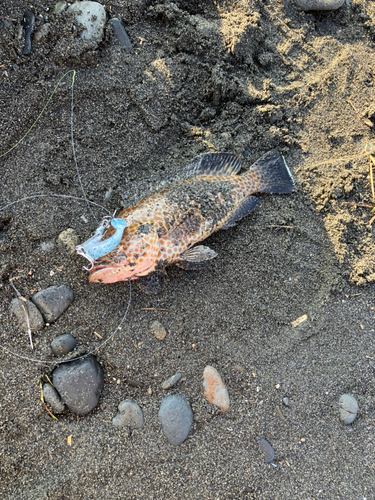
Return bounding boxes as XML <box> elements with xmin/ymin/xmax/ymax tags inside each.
<box><xmin>88</xmin><ymin>150</ymin><xmax>294</xmax><ymax>286</ymax></box>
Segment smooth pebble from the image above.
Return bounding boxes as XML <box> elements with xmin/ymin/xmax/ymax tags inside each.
<box><xmin>295</xmin><ymin>0</ymin><xmax>345</xmax><ymax>10</ymax></box>
<box><xmin>32</xmin><ymin>285</ymin><xmax>74</xmax><ymax>323</ymax></box>
<box><xmin>259</xmin><ymin>438</ymin><xmax>275</xmax><ymax>463</ymax></box>
<box><xmin>161</xmin><ymin>373</ymin><xmax>182</xmax><ymax>390</ymax></box>
<box><xmin>67</xmin><ymin>1</ymin><xmax>106</xmax><ymax>41</ymax></box>
<box><xmin>10</xmin><ymin>297</ymin><xmax>44</xmax><ymax>332</ymax></box>
<box><xmin>150</xmin><ymin>320</ymin><xmax>167</xmax><ymax>341</ymax></box>
<box><xmin>108</xmin><ymin>18</ymin><xmax>132</xmax><ymax>53</ymax></box>
<box><xmin>51</xmin><ymin>333</ymin><xmax>77</xmax><ymax>356</ymax></box>
<box><xmin>58</xmin><ymin>228</ymin><xmax>79</xmax><ymax>254</ymax></box>
<box><xmin>34</xmin><ymin>23</ymin><xmax>51</xmax><ymax>41</ymax></box>
<box><xmin>203</xmin><ymin>365</ymin><xmax>230</xmax><ymax>413</ymax></box>
<box><xmin>52</xmin><ymin>355</ymin><xmax>104</xmax><ymax>415</ymax></box>
<box><xmin>53</xmin><ymin>1</ymin><xmax>67</xmax><ymax>15</ymax></box>
<box><xmin>43</xmin><ymin>383</ymin><xmax>65</xmax><ymax>413</ymax></box>
<box><xmin>112</xmin><ymin>399</ymin><xmax>144</xmax><ymax>429</ymax></box>
<box><xmin>339</xmin><ymin>394</ymin><xmax>359</xmax><ymax>424</ymax></box>
<box><xmin>282</xmin><ymin>397</ymin><xmax>289</xmax><ymax>407</ymax></box>
<box><xmin>158</xmin><ymin>395</ymin><xmax>193</xmax><ymax>446</ymax></box>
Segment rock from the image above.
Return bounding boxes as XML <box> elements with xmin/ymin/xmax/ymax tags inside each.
<box><xmin>295</xmin><ymin>0</ymin><xmax>345</xmax><ymax>10</ymax></box>
<box><xmin>67</xmin><ymin>1</ymin><xmax>107</xmax><ymax>41</ymax></box>
<box><xmin>32</xmin><ymin>285</ymin><xmax>74</xmax><ymax>323</ymax></box>
<box><xmin>21</xmin><ymin>9</ymin><xmax>35</xmax><ymax>55</ymax></box>
<box><xmin>282</xmin><ymin>397</ymin><xmax>289</xmax><ymax>407</ymax></box>
<box><xmin>58</xmin><ymin>228</ymin><xmax>79</xmax><ymax>254</ymax></box>
<box><xmin>40</xmin><ymin>241</ymin><xmax>55</xmax><ymax>252</ymax></box>
<box><xmin>158</xmin><ymin>395</ymin><xmax>193</xmax><ymax>446</ymax></box>
<box><xmin>259</xmin><ymin>438</ymin><xmax>275</xmax><ymax>463</ymax></box>
<box><xmin>53</xmin><ymin>1</ymin><xmax>67</xmax><ymax>15</ymax></box>
<box><xmin>150</xmin><ymin>320</ymin><xmax>167</xmax><ymax>341</ymax></box>
<box><xmin>43</xmin><ymin>383</ymin><xmax>65</xmax><ymax>413</ymax></box>
<box><xmin>108</xmin><ymin>18</ymin><xmax>132</xmax><ymax>53</ymax></box>
<box><xmin>112</xmin><ymin>399</ymin><xmax>144</xmax><ymax>429</ymax></box>
<box><xmin>203</xmin><ymin>365</ymin><xmax>230</xmax><ymax>413</ymax></box>
<box><xmin>34</xmin><ymin>23</ymin><xmax>51</xmax><ymax>42</ymax></box>
<box><xmin>51</xmin><ymin>334</ymin><xmax>77</xmax><ymax>356</ymax></box>
<box><xmin>339</xmin><ymin>394</ymin><xmax>359</xmax><ymax>424</ymax></box>
<box><xmin>52</xmin><ymin>355</ymin><xmax>104</xmax><ymax>416</ymax></box>
<box><xmin>10</xmin><ymin>297</ymin><xmax>44</xmax><ymax>332</ymax></box>
<box><xmin>161</xmin><ymin>373</ymin><xmax>182</xmax><ymax>390</ymax></box>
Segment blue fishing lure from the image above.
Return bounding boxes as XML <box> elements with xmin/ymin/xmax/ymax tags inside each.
<box><xmin>75</xmin><ymin>218</ymin><xmax>127</xmax><ymax>270</ymax></box>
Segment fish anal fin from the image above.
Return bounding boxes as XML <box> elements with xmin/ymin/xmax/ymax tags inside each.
<box><xmin>136</xmin><ymin>270</ymin><xmax>167</xmax><ymax>295</ymax></box>
<box><xmin>185</xmin><ymin>153</ymin><xmax>242</xmax><ymax>177</ymax></box>
<box><xmin>221</xmin><ymin>196</ymin><xmax>259</xmax><ymax>229</ymax></box>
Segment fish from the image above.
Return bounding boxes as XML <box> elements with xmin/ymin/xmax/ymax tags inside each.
<box><xmin>78</xmin><ymin>149</ymin><xmax>294</xmax><ymax>293</ymax></box>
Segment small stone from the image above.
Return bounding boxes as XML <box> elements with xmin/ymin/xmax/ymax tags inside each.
<box><xmin>150</xmin><ymin>320</ymin><xmax>167</xmax><ymax>341</ymax></box>
<box><xmin>51</xmin><ymin>334</ymin><xmax>77</xmax><ymax>356</ymax></box>
<box><xmin>259</xmin><ymin>438</ymin><xmax>275</xmax><ymax>463</ymax></box>
<box><xmin>339</xmin><ymin>394</ymin><xmax>359</xmax><ymax>424</ymax></box>
<box><xmin>282</xmin><ymin>397</ymin><xmax>289</xmax><ymax>407</ymax></box>
<box><xmin>53</xmin><ymin>1</ymin><xmax>67</xmax><ymax>15</ymax></box>
<box><xmin>295</xmin><ymin>0</ymin><xmax>345</xmax><ymax>10</ymax></box>
<box><xmin>32</xmin><ymin>285</ymin><xmax>74</xmax><ymax>323</ymax></box>
<box><xmin>58</xmin><ymin>228</ymin><xmax>79</xmax><ymax>254</ymax></box>
<box><xmin>161</xmin><ymin>372</ymin><xmax>182</xmax><ymax>390</ymax></box>
<box><xmin>67</xmin><ymin>1</ymin><xmax>106</xmax><ymax>41</ymax></box>
<box><xmin>43</xmin><ymin>383</ymin><xmax>65</xmax><ymax>413</ymax></box>
<box><xmin>158</xmin><ymin>395</ymin><xmax>193</xmax><ymax>446</ymax></box>
<box><xmin>52</xmin><ymin>355</ymin><xmax>104</xmax><ymax>416</ymax></box>
<box><xmin>112</xmin><ymin>399</ymin><xmax>144</xmax><ymax>429</ymax></box>
<box><xmin>40</xmin><ymin>241</ymin><xmax>55</xmax><ymax>252</ymax></box>
<box><xmin>10</xmin><ymin>297</ymin><xmax>44</xmax><ymax>332</ymax></box>
<box><xmin>108</xmin><ymin>18</ymin><xmax>132</xmax><ymax>53</ymax></box>
<box><xmin>203</xmin><ymin>365</ymin><xmax>230</xmax><ymax>413</ymax></box>
<box><xmin>34</xmin><ymin>23</ymin><xmax>51</xmax><ymax>41</ymax></box>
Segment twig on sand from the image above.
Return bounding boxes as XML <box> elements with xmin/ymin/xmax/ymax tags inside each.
<box><xmin>10</xmin><ymin>280</ymin><xmax>33</xmax><ymax>350</ymax></box>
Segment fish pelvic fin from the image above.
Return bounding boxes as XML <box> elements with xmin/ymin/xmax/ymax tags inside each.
<box><xmin>184</xmin><ymin>153</ymin><xmax>242</xmax><ymax>177</ymax></box>
<box><xmin>246</xmin><ymin>149</ymin><xmax>294</xmax><ymax>194</ymax></box>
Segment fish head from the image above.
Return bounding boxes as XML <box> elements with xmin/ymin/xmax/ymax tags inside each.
<box><xmin>88</xmin><ymin>220</ymin><xmax>159</xmax><ymax>283</ymax></box>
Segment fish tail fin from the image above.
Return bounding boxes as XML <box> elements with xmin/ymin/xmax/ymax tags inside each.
<box><xmin>246</xmin><ymin>149</ymin><xmax>294</xmax><ymax>194</ymax></box>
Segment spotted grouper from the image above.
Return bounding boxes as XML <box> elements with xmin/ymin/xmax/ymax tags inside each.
<box><xmin>78</xmin><ymin>149</ymin><xmax>294</xmax><ymax>293</ymax></box>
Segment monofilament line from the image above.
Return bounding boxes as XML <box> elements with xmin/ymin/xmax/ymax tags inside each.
<box><xmin>70</xmin><ymin>72</ymin><xmax>99</xmax><ymax>224</ymax></box>
<box><xmin>0</xmin><ymin>282</ymin><xmax>132</xmax><ymax>365</ymax></box>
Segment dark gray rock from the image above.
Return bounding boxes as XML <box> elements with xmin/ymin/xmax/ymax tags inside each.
<box><xmin>158</xmin><ymin>395</ymin><xmax>193</xmax><ymax>446</ymax></box>
<box><xmin>108</xmin><ymin>18</ymin><xmax>132</xmax><ymax>53</ymax></box>
<box><xmin>161</xmin><ymin>373</ymin><xmax>182</xmax><ymax>390</ymax></box>
<box><xmin>112</xmin><ymin>399</ymin><xmax>144</xmax><ymax>429</ymax></box>
<box><xmin>51</xmin><ymin>334</ymin><xmax>77</xmax><ymax>356</ymax></box>
<box><xmin>43</xmin><ymin>383</ymin><xmax>65</xmax><ymax>413</ymax></box>
<box><xmin>10</xmin><ymin>297</ymin><xmax>44</xmax><ymax>332</ymax></box>
<box><xmin>259</xmin><ymin>438</ymin><xmax>275</xmax><ymax>463</ymax></box>
<box><xmin>52</xmin><ymin>355</ymin><xmax>104</xmax><ymax>416</ymax></box>
<box><xmin>339</xmin><ymin>394</ymin><xmax>359</xmax><ymax>424</ymax></box>
<box><xmin>32</xmin><ymin>285</ymin><xmax>74</xmax><ymax>323</ymax></box>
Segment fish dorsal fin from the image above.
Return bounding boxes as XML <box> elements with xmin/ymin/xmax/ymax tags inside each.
<box><xmin>184</xmin><ymin>153</ymin><xmax>242</xmax><ymax>177</ymax></box>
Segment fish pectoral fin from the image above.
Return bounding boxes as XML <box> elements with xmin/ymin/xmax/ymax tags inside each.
<box><xmin>184</xmin><ymin>153</ymin><xmax>242</xmax><ymax>178</ymax></box>
<box><xmin>221</xmin><ymin>196</ymin><xmax>259</xmax><ymax>229</ymax></box>
<box><xmin>177</xmin><ymin>245</ymin><xmax>218</xmax><ymax>266</ymax></box>
<box><xmin>136</xmin><ymin>270</ymin><xmax>167</xmax><ymax>295</ymax></box>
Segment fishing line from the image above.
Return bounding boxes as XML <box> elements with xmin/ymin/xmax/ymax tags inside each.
<box><xmin>0</xmin><ymin>70</ymin><xmax>133</xmax><ymax>365</ymax></box>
